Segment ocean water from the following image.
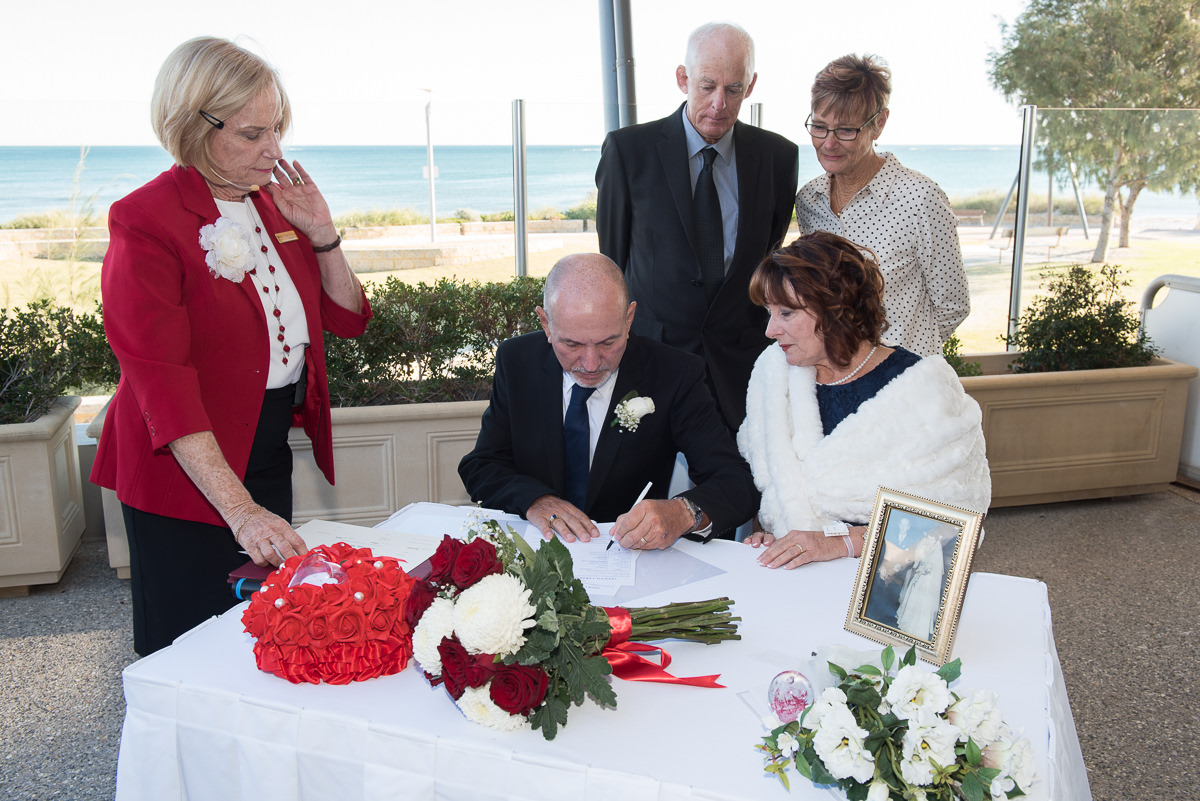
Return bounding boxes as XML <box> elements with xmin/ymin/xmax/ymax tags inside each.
<box><xmin>1</xmin><ymin>144</ymin><xmax>1195</xmax><ymax>225</ymax></box>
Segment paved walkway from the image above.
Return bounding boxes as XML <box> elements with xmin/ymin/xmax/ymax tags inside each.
<box><xmin>3</xmin><ymin>485</ymin><xmax>1199</xmax><ymax>800</ymax></box>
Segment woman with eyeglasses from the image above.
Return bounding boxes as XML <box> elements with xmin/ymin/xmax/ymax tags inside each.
<box><xmin>795</xmin><ymin>54</ymin><xmax>969</xmax><ymax>357</ymax></box>
<box><xmin>91</xmin><ymin>37</ymin><xmax>371</xmax><ymax>655</ymax></box>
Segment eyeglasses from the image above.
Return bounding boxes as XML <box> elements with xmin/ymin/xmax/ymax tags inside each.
<box><xmin>804</xmin><ymin>109</ymin><xmax>883</xmax><ymax>141</ymax></box>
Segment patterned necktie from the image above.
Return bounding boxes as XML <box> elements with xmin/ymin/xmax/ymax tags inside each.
<box><xmin>693</xmin><ymin>146</ymin><xmax>724</xmax><ymax>304</ymax></box>
<box><xmin>563</xmin><ymin>383</ymin><xmax>597</xmax><ymax>510</ymax></box>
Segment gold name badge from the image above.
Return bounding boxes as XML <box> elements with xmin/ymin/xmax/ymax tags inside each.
<box><xmin>275</xmin><ymin>230</ymin><xmax>299</xmax><ymax>244</ymax></box>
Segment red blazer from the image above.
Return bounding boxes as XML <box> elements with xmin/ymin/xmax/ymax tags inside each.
<box><xmin>90</xmin><ymin>166</ymin><xmax>371</xmax><ymax>526</ymax></box>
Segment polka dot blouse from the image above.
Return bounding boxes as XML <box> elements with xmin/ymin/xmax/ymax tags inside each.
<box><xmin>795</xmin><ymin>152</ymin><xmax>970</xmax><ymax>356</ymax></box>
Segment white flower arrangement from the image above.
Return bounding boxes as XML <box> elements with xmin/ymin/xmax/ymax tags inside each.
<box><xmin>611</xmin><ymin>391</ymin><xmax>655</xmax><ymax>432</ymax></box>
<box><xmin>198</xmin><ymin>216</ymin><xmax>255</xmax><ymax>282</ymax></box>
<box><xmin>411</xmin><ymin>596</ymin><xmax>457</xmax><ymax>676</ymax></box>
<box><xmin>451</xmin><ymin>573</ymin><xmax>537</xmax><ymax>657</ymax></box>
<box><xmin>758</xmin><ymin>645</ymin><xmax>1035</xmax><ymax>800</ymax></box>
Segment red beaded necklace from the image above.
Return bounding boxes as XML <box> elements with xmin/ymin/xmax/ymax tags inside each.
<box><xmin>244</xmin><ymin>199</ymin><xmax>293</xmax><ymax>366</ymax></box>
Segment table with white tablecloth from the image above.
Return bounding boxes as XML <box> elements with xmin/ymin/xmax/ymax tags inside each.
<box><xmin>115</xmin><ymin>504</ymin><xmax>1091</xmax><ymax>801</ymax></box>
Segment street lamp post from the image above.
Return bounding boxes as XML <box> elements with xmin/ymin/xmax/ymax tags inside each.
<box><xmin>420</xmin><ymin>89</ymin><xmax>438</xmax><ymax>242</ymax></box>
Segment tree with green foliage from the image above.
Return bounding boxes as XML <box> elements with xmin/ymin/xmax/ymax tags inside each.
<box><xmin>989</xmin><ymin>0</ymin><xmax>1200</xmax><ymax>262</ymax></box>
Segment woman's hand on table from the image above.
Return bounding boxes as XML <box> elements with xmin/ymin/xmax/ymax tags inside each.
<box><xmin>235</xmin><ymin>506</ymin><xmax>309</xmax><ymax>568</ymax></box>
<box><xmin>746</xmin><ymin>528</ymin><xmax>861</xmax><ymax>569</ymax></box>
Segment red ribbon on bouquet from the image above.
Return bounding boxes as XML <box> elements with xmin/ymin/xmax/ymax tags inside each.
<box><xmin>600</xmin><ymin>607</ymin><xmax>725</xmax><ymax>688</ymax></box>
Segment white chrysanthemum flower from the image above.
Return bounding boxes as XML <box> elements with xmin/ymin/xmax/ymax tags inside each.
<box><xmin>776</xmin><ymin>731</ymin><xmax>799</xmax><ymax>758</ymax></box>
<box><xmin>885</xmin><ymin>665</ymin><xmax>951</xmax><ymax>725</ymax></box>
<box><xmin>452</xmin><ymin>574</ymin><xmax>537</xmax><ymax>656</ymax></box>
<box><xmin>801</xmin><ymin>686</ymin><xmax>849</xmax><ymax>731</ymax></box>
<box><xmin>867</xmin><ymin>780</ymin><xmax>890</xmax><ymax>801</ymax></box>
<box><xmin>813</xmin><ymin>712</ymin><xmax>874</xmax><ymax>783</ymax></box>
<box><xmin>198</xmin><ymin>217</ymin><xmax>254</xmax><ymax>282</ymax></box>
<box><xmin>898</xmin><ymin>720</ymin><xmax>960</xmax><ymax>786</ymax></box>
<box><xmin>983</xmin><ymin>724</ymin><xmax>1036</xmax><ymax>795</ymax></box>
<box><xmin>411</xmin><ymin>597</ymin><xmax>456</xmax><ymax>676</ymax></box>
<box><xmin>948</xmin><ymin>689</ymin><xmax>1005</xmax><ymax>747</ymax></box>
<box><xmin>457</xmin><ymin>684</ymin><xmax>528</xmax><ymax>732</ymax></box>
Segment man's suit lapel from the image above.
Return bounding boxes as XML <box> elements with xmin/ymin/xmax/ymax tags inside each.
<box><xmin>540</xmin><ymin>343</ymin><xmax>568</xmax><ymax>484</ymax></box>
<box><xmin>656</xmin><ymin>106</ymin><xmax>699</xmax><ymax>257</ymax></box>
<box><xmin>585</xmin><ymin>340</ymin><xmax>645</xmax><ymax>510</ymax></box>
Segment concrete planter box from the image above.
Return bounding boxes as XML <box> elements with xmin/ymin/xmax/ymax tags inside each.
<box><xmin>962</xmin><ymin>353</ymin><xmax>1198</xmax><ymax>507</ymax></box>
<box><xmin>96</xmin><ymin>400</ymin><xmax>487</xmax><ymax>574</ymax></box>
<box><xmin>0</xmin><ymin>396</ymin><xmax>86</xmax><ymax>590</ymax></box>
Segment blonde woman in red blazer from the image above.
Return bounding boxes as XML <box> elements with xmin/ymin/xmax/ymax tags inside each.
<box><xmin>90</xmin><ymin>38</ymin><xmax>371</xmax><ymax>654</ymax></box>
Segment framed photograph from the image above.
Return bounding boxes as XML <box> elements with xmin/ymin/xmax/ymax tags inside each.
<box><xmin>845</xmin><ymin>487</ymin><xmax>984</xmax><ymax>664</ymax></box>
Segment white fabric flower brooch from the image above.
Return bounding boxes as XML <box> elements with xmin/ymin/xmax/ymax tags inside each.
<box><xmin>198</xmin><ymin>216</ymin><xmax>255</xmax><ymax>282</ymax></box>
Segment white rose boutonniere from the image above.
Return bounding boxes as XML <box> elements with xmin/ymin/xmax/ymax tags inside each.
<box><xmin>198</xmin><ymin>216</ymin><xmax>255</xmax><ymax>282</ymax></box>
<box><xmin>610</xmin><ymin>390</ymin><xmax>655</xmax><ymax>432</ymax></box>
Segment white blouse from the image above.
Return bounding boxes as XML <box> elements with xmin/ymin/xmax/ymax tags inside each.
<box><xmin>214</xmin><ymin>198</ymin><xmax>310</xmax><ymax>389</ymax></box>
<box><xmin>795</xmin><ymin>152</ymin><xmax>970</xmax><ymax>357</ymax></box>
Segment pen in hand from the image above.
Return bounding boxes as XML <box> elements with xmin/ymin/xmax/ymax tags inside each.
<box><xmin>608</xmin><ymin>480</ymin><xmax>654</xmax><ymax>550</ymax></box>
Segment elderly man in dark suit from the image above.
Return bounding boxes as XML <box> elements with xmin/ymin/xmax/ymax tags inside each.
<box><xmin>596</xmin><ymin>21</ymin><xmax>798</xmax><ymax>432</ymax></box>
<box><xmin>458</xmin><ymin>253</ymin><xmax>757</xmax><ymax>549</ymax></box>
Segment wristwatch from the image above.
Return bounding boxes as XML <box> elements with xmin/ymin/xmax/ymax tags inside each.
<box><xmin>676</xmin><ymin>496</ymin><xmax>713</xmax><ymax>539</ymax></box>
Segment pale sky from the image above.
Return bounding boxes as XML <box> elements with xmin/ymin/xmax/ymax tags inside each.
<box><xmin>1</xmin><ymin>0</ymin><xmax>1030</xmax><ymax>148</ymax></box>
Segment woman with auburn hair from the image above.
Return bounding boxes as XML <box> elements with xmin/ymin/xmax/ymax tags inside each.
<box><xmin>795</xmin><ymin>54</ymin><xmax>970</xmax><ymax>357</ymax></box>
<box><xmin>91</xmin><ymin>37</ymin><xmax>371</xmax><ymax>654</ymax></box>
<box><xmin>737</xmin><ymin>232</ymin><xmax>989</xmax><ymax>569</ymax></box>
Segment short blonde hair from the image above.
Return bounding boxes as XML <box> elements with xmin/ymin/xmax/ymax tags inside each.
<box><xmin>151</xmin><ymin>37</ymin><xmax>291</xmax><ymax>180</ymax></box>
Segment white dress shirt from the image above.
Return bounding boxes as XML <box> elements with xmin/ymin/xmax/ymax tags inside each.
<box><xmin>682</xmin><ymin>107</ymin><xmax>739</xmax><ymax>274</ymax></box>
<box><xmin>795</xmin><ymin>151</ymin><xmax>970</xmax><ymax>356</ymax></box>
<box><xmin>559</xmin><ymin>370</ymin><xmax>619</xmax><ymax>466</ymax></box>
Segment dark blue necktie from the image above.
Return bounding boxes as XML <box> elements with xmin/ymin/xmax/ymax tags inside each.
<box><xmin>563</xmin><ymin>383</ymin><xmax>596</xmax><ymax>509</ymax></box>
<box><xmin>693</xmin><ymin>146</ymin><xmax>724</xmax><ymax>304</ymax></box>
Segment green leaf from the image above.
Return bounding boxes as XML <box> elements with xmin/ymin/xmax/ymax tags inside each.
<box><xmin>845</xmin><ymin>683</ymin><xmax>882</xmax><ymax>710</ymax></box>
<box><xmin>965</xmin><ymin>737</ymin><xmax>982</xmax><ymax>767</ymax></box>
<box><xmin>962</xmin><ymin>772</ymin><xmax>986</xmax><ymax>801</ymax></box>
<box><xmin>829</xmin><ymin>661</ymin><xmax>848</xmax><ymax>681</ymax></box>
<box><xmin>528</xmin><ymin>694</ymin><xmax>569</xmax><ymax>741</ymax></box>
<box><xmin>936</xmin><ymin>658</ymin><xmax>962</xmax><ymax>684</ymax></box>
<box><xmin>794</xmin><ymin>751</ymin><xmax>813</xmax><ymax>781</ymax></box>
<box><xmin>881</xmin><ymin>645</ymin><xmax>895</xmax><ymax>672</ymax></box>
<box><xmin>901</xmin><ymin>646</ymin><xmax>917</xmax><ymax>668</ymax></box>
<box><xmin>855</xmin><ymin>664</ymin><xmax>883</xmax><ymax>677</ymax></box>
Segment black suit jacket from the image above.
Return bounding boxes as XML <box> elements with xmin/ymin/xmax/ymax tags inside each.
<box><xmin>457</xmin><ymin>332</ymin><xmax>758</xmax><ymax>536</ymax></box>
<box><xmin>595</xmin><ymin>105</ymin><xmax>799</xmax><ymax>430</ymax></box>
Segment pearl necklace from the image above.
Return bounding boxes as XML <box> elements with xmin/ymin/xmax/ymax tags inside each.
<box><xmin>818</xmin><ymin>345</ymin><xmax>878</xmax><ymax>386</ymax></box>
<box><xmin>244</xmin><ymin>199</ymin><xmax>293</xmax><ymax>366</ymax></box>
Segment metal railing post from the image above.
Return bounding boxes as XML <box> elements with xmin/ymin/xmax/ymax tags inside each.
<box><xmin>512</xmin><ymin>99</ymin><xmax>528</xmax><ymax>277</ymax></box>
<box><xmin>1008</xmin><ymin>104</ymin><xmax>1037</xmax><ymax>347</ymax></box>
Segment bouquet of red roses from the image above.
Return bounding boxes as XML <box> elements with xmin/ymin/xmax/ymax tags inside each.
<box><xmin>242</xmin><ymin>542</ymin><xmax>417</xmax><ymax>685</ymax></box>
<box><xmin>407</xmin><ymin>519</ymin><xmax>739</xmax><ymax>739</ymax></box>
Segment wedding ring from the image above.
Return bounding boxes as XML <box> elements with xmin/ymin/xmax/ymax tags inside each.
<box><xmin>549</xmin><ymin>514</ymin><xmax>559</xmax><ymax>522</ymax></box>
<box><xmin>639</xmin><ymin>537</ymin><xmax>647</xmax><ymax>545</ymax></box>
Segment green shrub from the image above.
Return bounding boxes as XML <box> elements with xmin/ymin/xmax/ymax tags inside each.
<box><xmin>565</xmin><ymin>191</ymin><xmax>597</xmax><ymax>221</ymax></box>
<box><xmin>1004</xmin><ymin>264</ymin><xmax>1157</xmax><ymax>373</ymax></box>
<box><xmin>0</xmin><ymin>300</ymin><xmax>103</xmax><ymax>424</ymax></box>
<box><xmin>942</xmin><ymin>334</ymin><xmax>982</xmax><ymax>377</ymax></box>
<box><xmin>333</xmin><ymin>208</ymin><xmax>429</xmax><ymax>228</ymax></box>
<box><xmin>323</xmin><ymin>276</ymin><xmax>545</xmax><ymax>406</ymax></box>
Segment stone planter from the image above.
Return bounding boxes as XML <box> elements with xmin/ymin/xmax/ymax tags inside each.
<box><xmin>288</xmin><ymin>400</ymin><xmax>486</xmax><ymax>526</ymax></box>
<box><xmin>95</xmin><ymin>400</ymin><xmax>487</xmax><ymax>574</ymax></box>
<box><xmin>962</xmin><ymin>354</ymin><xmax>1198</xmax><ymax>507</ymax></box>
<box><xmin>0</xmin><ymin>396</ymin><xmax>86</xmax><ymax>590</ymax></box>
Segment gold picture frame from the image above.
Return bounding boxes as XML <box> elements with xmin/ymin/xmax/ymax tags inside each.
<box><xmin>845</xmin><ymin>487</ymin><xmax>984</xmax><ymax>664</ymax></box>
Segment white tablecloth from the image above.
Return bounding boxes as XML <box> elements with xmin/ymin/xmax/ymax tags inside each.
<box><xmin>116</xmin><ymin>506</ymin><xmax>1091</xmax><ymax>801</ymax></box>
